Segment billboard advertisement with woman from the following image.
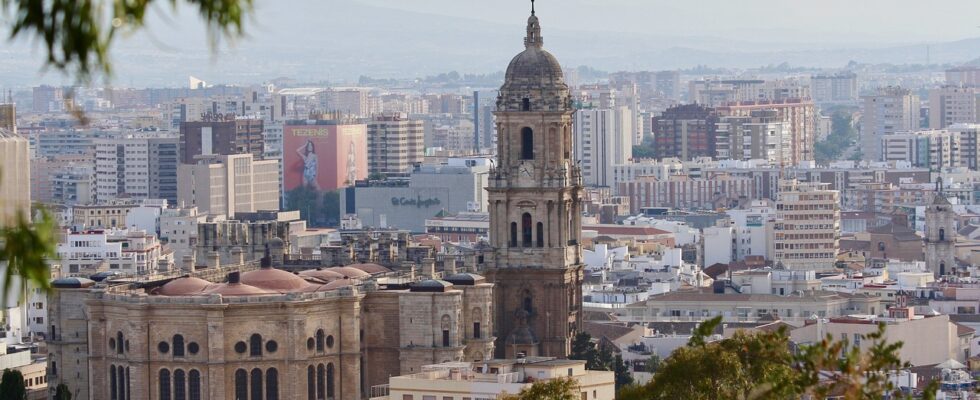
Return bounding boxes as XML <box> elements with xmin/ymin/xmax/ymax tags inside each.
<box><xmin>283</xmin><ymin>122</ymin><xmax>367</xmax><ymax>192</ymax></box>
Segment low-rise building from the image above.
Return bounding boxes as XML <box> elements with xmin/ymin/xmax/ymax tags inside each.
<box><xmin>622</xmin><ymin>289</ymin><xmax>880</xmax><ymax>323</ymax></box>
<box><xmin>374</xmin><ymin>358</ymin><xmax>615</xmax><ymax>400</ymax></box>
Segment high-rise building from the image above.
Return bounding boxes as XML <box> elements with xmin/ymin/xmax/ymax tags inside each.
<box><xmin>860</xmin><ymin>87</ymin><xmax>920</xmax><ymax>161</ymax></box>
<box><xmin>177</xmin><ymin>154</ymin><xmax>280</xmax><ymax>216</ymax></box>
<box><xmin>94</xmin><ymin>135</ymin><xmax>179</xmax><ymax>203</ymax></box>
<box><xmin>715</xmin><ymin>110</ymin><xmax>792</xmax><ymax>166</ymax></box>
<box><xmin>652</xmin><ymin>104</ymin><xmax>719</xmax><ymax>161</ymax></box>
<box><xmin>880</xmin><ymin>130</ymin><xmax>960</xmax><ymax>171</ymax></box>
<box><xmin>574</xmin><ymin>107</ymin><xmax>633</xmax><ymax>187</ymax></box>
<box><xmin>485</xmin><ymin>10</ymin><xmax>583</xmax><ymax>359</ymax></box>
<box><xmin>946</xmin><ymin>66</ymin><xmax>980</xmax><ymax>87</ymax></box>
<box><xmin>325</xmin><ymin>88</ymin><xmax>369</xmax><ymax>116</ymax></box>
<box><xmin>950</xmin><ymin>123</ymin><xmax>980</xmax><ymax>170</ymax></box>
<box><xmin>0</xmin><ymin>129</ymin><xmax>30</xmax><ymax>227</ymax></box>
<box><xmin>0</xmin><ymin>103</ymin><xmax>15</xmax><ymax>133</ymax></box>
<box><xmin>771</xmin><ymin>180</ymin><xmax>840</xmax><ymax>272</ymax></box>
<box><xmin>366</xmin><ymin>113</ymin><xmax>424</xmax><ymax>177</ymax></box>
<box><xmin>32</xmin><ymin>85</ymin><xmax>64</xmax><ymax>113</ymax></box>
<box><xmin>810</xmin><ymin>72</ymin><xmax>858</xmax><ymax>104</ymax></box>
<box><xmin>928</xmin><ymin>86</ymin><xmax>980</xmax><ymax>129</ymax></box>
<box><xmin>179</xmin><ymin>117</ymin><xmax>264</xmax><ymax>164</ymax></box>
<box><xmin>717</xmin><ymin>98</ymin><xmax>816</xmax><ymax>165</ymax></box>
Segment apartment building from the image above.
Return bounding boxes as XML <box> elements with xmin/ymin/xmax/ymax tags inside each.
<box><xmin>367</xmin><ymin>113</ymin><xmax>424</xmax><ymax>177</ymax></box>
<box><xmin>771</xmin><ymin>180</ymin><xmax>840</xmax><ymax>271</ymax></box>
<box><xmin>574</xmin><ymin>107</ymin><xmax>633</xmax><ymax>187</ymax></box>
<box><xmin>861</xmin><ymin>87</ymin><xmax>920</xmax><ymax>161</ymax></box>
<box><xmin>880</xmin><ymin>130</ymin><xmax>960</xmax><ymax>171</ymax></box>
<box><xmin>928</xmin><ymin>86</ymin><xmax>980</xmax><ymax>129</ymax></box>
<box><xmin>177</xmin><ymin>154</ymin><xmax>280</xmax><ymax>216</ymax></box>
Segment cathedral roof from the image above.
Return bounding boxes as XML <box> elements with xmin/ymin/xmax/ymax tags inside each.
<box><xmin>241</xmin><ymin>266</ymin><xmax>311</xmax><ymax>291</ymax></box>
<box><xmin>443</xmin><ymin>273</ymin><xmax>486</xmax><ymax>286</ymax></box>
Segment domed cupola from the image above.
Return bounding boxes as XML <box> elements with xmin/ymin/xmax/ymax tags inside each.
<box><xmin>498</xmin><ymin>4</ymin><xmax>572</xmax><ymax>113</ymax></box>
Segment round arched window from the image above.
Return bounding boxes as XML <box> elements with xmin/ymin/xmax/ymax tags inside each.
<box><xmin>234</xmin><ymin>341</ymin><xmax>247</xmax><ymax>354</ymax></box>
<box><xmin>188</xmin><ymin>342</ymin><xmax>200</xmax><ymax>355</ymax></box>
<box><xmin>109</xmin><ymin>338</ymin><xmax>116</xmax><ymax>350</ymax></box>
<box><xmin>307</xmin><ymin>337</ymin><xmax>315</xmax><ymax>350</ymax></box>
<box><xmin>326</xmin><ymin>335</ymin><xmax>335</xmax><ymax>349</ymax></box>
<box><xmin>265</xmin><ymin>340</ymin><xmax>278</xmax><ymax>353</ymax></box>
<box><xmin>158</xmin><ymin>341</ymin><xmax>170</xmax><ymax>354</ymax></box>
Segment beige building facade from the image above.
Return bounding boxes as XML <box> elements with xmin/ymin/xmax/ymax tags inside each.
<box><xmin>0</xmin><ymin>128</ymin><xmax>30</xmax><ymax>227</ymax></box>
<box><xmin>177</xmin><ymin>154</ymin><xmax>280</xmax><ymax>216</ymax></box>
<box><xmin>771</xmin><ymin>180</ymin><xmax>840</xmax><ymax>271</ymax></box>
<box><xmin>367</xmin><ymin>114</ymin><xmax>424</xmax><ymax>177</ymax></box>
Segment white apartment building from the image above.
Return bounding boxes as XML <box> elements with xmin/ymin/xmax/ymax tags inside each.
<box><xmin>94</xmin><ymin>134</ymin><xmax>179</xmax><ymax>203</ymax></box>
<box><xmin>715</xmin><ymin>110</ymin><xmax>792</xmax><ymax>166</ymax></box>
<box><xmin>177</xmin><ymin>154</ymin><xmax>280</xmax><ymax>217</ymax></box>
<box><xmin>861</xmin><ymin>87</ymin><xmax>920</xmax><ymax>162</ymax></box>
<box><xmin>950</xmin><ymin>123</ymin><xmax>980</xmax><ymax>170</ymax></box>
<box><xmin>704</xmin><ymin>200</ymin><xmax>777</xmax><ymax>266</ymax></box>
<box><xmin>771</xmin><ymin>180</ymin><xmax>840</xmax><ymax>271</ymax></box>
<box><xmin>0</xmin><ymin>129</ymin><xmax>30</xmax><ymax>227</ymax></box>
<box><xmin>880</xmin><ymin>129</ymin><xmax>960</xmax><ymax>171</ymax></box>
<box><xmin>159</xmin><ymin>206</ymin><xmax>210</xmax><ymax>269</ymax></box>
<box><xmin>57</xmin><ymin>228</ymin><xmax>172</xmax><ymax>276</ymax></box>
<box><xmin>928</xmin><ymin>86</ymin><xmax>980</xmax><ymax>129</ymax></box>
<box><xmin>574</xmin><ymin>107</ymin><xmax>634</xmax><ymax>187</ymax></box>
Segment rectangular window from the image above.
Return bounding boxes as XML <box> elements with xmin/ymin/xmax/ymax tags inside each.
<box><xmin>473</xmin><ymin>322</ymin><xmax>481</xmax><ymax>339</ymax></box>
<box><xmin>442</xmin><ymin>330</ymin><xmax>450</xmax><ymax>347</ymax></box>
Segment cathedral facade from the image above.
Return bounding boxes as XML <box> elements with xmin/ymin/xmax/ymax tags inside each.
<box><xmin>485</xmin><ymin>8</ymin><xmax>585</xmax><ymax>359</ymax></box>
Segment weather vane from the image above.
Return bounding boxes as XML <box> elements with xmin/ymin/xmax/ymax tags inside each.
<box><xmin>531</xmin><ymin>0</ymin><xmax>535</xmax><ymax>15</ymax></box>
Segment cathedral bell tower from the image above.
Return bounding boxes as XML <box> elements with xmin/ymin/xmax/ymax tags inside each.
<box><xmin>925</xmin><ymin>187</ymin><xmax>957</xmax><ymax>278</ymax></box>
<box><xmin>485</xmin><ymin>5</ymin><xmax>584</xmax><ymax>359</ymax></box>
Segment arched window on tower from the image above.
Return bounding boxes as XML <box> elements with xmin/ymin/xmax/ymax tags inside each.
<box><xmin>307</xmin><ymin>366</ymin><xmax>315</xmax><ymax>400</ymax></box>
<box><xmin>326</xmin><ymin>363</ymin><xmax>335</xmax><ymax>399</ymax></box>
<box><xmin>523</xmin><ymin>294</ymin><xmax>532</xmax><ymax>315</ymax></box>
<box><xmin>521</xmin><ymin>127</ymin><xmax>534</xmax><ymax>160</ymax></box>
<box><xmin>250</xmin><ymin>368</ymin><xmax>263</xmax><ymax>400</ymax></box>
<box><xmin>160</xmin><ymin>369</ymin><xmax>172</xmax><ymax>400</ymax></box>
<box><xmin>234</xmin><ymin>369</ymin><xmax>247</xmax><ymax>400</ymax></box>
<box><xmin>250</xmin><ymin>334</ymin><xmax>262</xmax><ymax>356</ymax></box>
<box><xmin>173</xmin><ymin>369</ymin><xmax>186</xmax><ymax>400</ymax></box>
<box><xmin>510</xmin><ymin>222</ymin><xmax>518</xmax><ymax>247</ymax></box>
<box><xmin>116</xmin><ymin>331</ymin><xmax>124</xmax><ymax>354</ymax></box>
<box><xmin>316</xmin><ymin>364</ymin><xmax>325</xmax><ymax>400</ymax></box>
<box><xmin>172</xmin><ymin>334</ymin><xmax>185</xmax><ymax>357</ymax></box>
<box><xmin>266</xmin><ymin>368</ymin><xmax>279</xmax><ymax>400</ymax></box>
<box><xmin>522</xmin><ymin>213</ymin><xmax>533</xmax><ymax>247</ymax></box>
<box><xmin>522</xmin><ymin>98</ymin><xmax>530</xmax><ymax>111</ymax></box>
<box><xmin>315</xmin><ymin>329</ymin><xmax>325</xmax><ymax>352</ymax></box>
<box><xmin>536</xmin><ymin>222</ymin><xmax>544</xmax><ymax>247</ymax></box>
<box><xmin>941</xmin><ymin>262</ymin><xmax>947</xmax><ymax>276</ymax></box>
<box><xmin>110</xmin><ymin>365</ymin><xmax>117</xmax><ymax>400</ymax></box>
<box><xmin>188</xmin><ymin>370</ymin><xmax>201</xmax><ymax>400</ymax></box>
<box><xmin>940</xmin><ymin>228</ymin><xmax>946</xmax><ymax>241</ymax></box>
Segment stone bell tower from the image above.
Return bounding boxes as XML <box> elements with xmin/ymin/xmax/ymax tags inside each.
<box><xmin>925</xmin><ymin>186</ymin><xmax>957</xmax><ymax>278</ymax></box>
<box><xmin>485</xmin><ymin>3</ymin><xmax>584</xmax><ymax>359</ymax></box>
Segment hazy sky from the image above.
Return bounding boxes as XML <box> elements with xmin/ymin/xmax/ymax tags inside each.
<box><xmin>358</xmin><ymin>0</ymin><xmax>980</xmax><ymax>44</ymax></box>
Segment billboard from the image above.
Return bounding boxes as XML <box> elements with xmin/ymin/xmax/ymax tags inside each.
<box><xmin>283</xmin><ymin>122</ymin><xmax>367</xmax><ymax>192</ymax></box>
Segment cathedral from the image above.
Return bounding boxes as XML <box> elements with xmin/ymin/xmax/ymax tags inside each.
<box><xmin>485</xmin><ymin>5</ymin><xmax>585</xmax><ymax>359</ymax></box>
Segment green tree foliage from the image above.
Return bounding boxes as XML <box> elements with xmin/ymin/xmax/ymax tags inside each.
<box><xmin>644</xmin><ymin>354</ymin><xmax>661</xmax><ymax>373</ymax></box>
<box><xmin>618</xmin><ymin>316</ymin><xmax>939</xmax><ymax>400</ymax></box>
<box><xmin>569</xmin><ymin>331</ymin><xmax>633</xmax><ymax>390</ymax></box>
<box><xmin>814</xmin><ymin>110</ymin><xmax>859</xmax><ymax>164</ymax></box>
<box><xmin>54</xmin><ymin>384</ymin><xmax>73</xmax><ymax>400</ymax></box>
<box><xmin>632</xmin><ymin>135</ymin><xmax>657</xmax><ymax>159</ymax></box>
<box><xmin>0</xmin><ymin>210</ymin><xmax>57</xmax><ymax>306</ymax></box>
<box><xmin>1</xmin><ymin>0</ymin><xmax>253</xmax><ymax>80</ymax></box>
<box><xmin>0</xmin><ymin>369</ymin><xmax>27</xmax><ymax>400</ymax></box>
<box><xmin>500</xmin><ymin>377</ymin><xmax>579</xmax><ymax>400</ymax></box>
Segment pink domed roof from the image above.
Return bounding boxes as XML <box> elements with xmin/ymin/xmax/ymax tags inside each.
<box><xmin>347</xmin><ymin>263</ymin><xmax>391</xmax><ymax>274</ymax></box>
<box><xmin>203</xmin><ymin>282</ymin><xmax>277</xmax><ymax>296</ymax></box>
<box><xmin>157</xmin><ymin>277</ymin><xmax>213</xmax><ymax>296</ymax></box>
<box><xmin>241</xmin><ymin>267</ymin><xmax>311</xmax><ymax>291</ymax></box>
<box><xmin>326</xmin><ymin>267</ymin><xmax>371</xmax><ymax>279</ymax></box>
<box><xmin>320</xmin><ymin>278</ymin><xmax>355</xmax><ymax>291</ymax></box>
<box><xmin>298</xmin><ymin>269</ymin><xmax>345</xmax><ymax>282</ymax></box>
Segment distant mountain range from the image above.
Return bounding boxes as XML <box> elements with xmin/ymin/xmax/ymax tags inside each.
<box><xmin>2</xmin><ymin>1</ymin><xmax>978</xmax><ymax>87</ymax></box>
